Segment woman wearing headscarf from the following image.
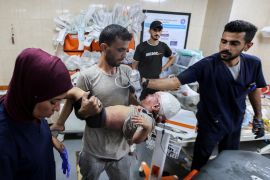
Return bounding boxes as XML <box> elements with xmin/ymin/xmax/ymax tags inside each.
<box><xmin>0</xmin><ymin>48</ymin><xmax>73</xmax><ymax>180</ymax></box>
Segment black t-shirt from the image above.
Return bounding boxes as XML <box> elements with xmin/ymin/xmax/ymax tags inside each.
<box><xmin>133</xmin><ymin>41</ymin><xmax>172</xmax><ymax>79</ymax></box>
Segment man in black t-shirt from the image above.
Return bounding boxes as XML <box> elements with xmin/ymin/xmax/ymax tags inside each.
<box><xmin>132</xmin><ymin>21</ymin><xmax>175</xmax><ymax>79</ymax></box>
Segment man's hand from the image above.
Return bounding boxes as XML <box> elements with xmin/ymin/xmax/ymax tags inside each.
<box><xmin>252</xmin><ymin>117</ymin><xmax>265</xmax><ymax>139</ymax></box>
<box><xmin>78</xmin><ymin>92</ymin><xmax>102</xmax><ymax>118</ymax></box>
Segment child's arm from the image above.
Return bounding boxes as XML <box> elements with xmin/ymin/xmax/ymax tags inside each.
<box><xmin>50</xmin><ymin>87</ymin><xmax>85</xmax><ymax>131</ymax></box>
<box><xmin>65</xmin><ymin>87</ymin><xmax>85</xmax><ymax>101</ymax></box>
<box><xmin>50</xmin><ymin>99</ymin><xmax>73</xmax><ymax>131</ymax></box>
<box><xmin>130</xmin><ymin>115</ymin><xmax>154</xmax><ymax>144</ymax></box>
<box><xmin>53</xmin><ymin>86</ymin><xmax>102</xmax><ymax>131</ymax></box>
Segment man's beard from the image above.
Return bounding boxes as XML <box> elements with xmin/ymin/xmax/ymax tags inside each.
<box><xmin>219</xmin><ymin>50</ymin><xmax>239</xmax><ymax>62</ymax></box>
<box><xmin>105</xmin><ymin>54</ymin><xmax>120</xmax><ymax>67</ymax></box>
<box><xmin>151</xmin><ymin>35</ymin><xmax>160</xmax><ymax>41</ymax></box>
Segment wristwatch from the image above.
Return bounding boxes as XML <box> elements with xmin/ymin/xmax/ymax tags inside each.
<box><xmin>142</xmin><ymin>78</ymin><xmax>149</xmax><ymax>89</ymax></box>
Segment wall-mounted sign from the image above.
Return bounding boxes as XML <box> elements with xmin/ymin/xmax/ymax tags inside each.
<box><xmin>141</xmin><ymin>10</ymin><xmax>191</xmax><ymax>51</ymax></box>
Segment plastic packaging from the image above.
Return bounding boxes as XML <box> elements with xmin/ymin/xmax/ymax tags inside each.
<box><xmin>129</xmin><ymin>69</ymin><xmax>142</xmax><ymax>100</ymax></box>
<box><xmin>53</xmin><ymin>4</ymin><xmax>146</xmax><ymax>51</ymax></box>
<box><xmin>171</xmin><ymin>49</ymin><xmax>204</xmax><ymax>75</ymax></box>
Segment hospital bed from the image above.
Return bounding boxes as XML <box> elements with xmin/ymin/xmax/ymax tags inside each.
<box><xmin>141</xmin><ymin>109</ymin><xmax>270</xmax><ymax>180</ymax></box>
<box><xmin>194</xmin><ymin>150</ymin><xmax>270</xmax><ymax>180</ymax></box>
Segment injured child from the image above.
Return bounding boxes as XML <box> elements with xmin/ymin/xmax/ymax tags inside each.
<box><xmin>51</xmin><ymin>87</ymin><xmax>181</xmax><ymax>144</ymax></box>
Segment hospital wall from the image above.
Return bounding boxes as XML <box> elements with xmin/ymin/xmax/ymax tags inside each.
<box><xmin>0</xmin><ymin>0</ymin><xmax>269</xmax><ymax>86</ymax></box>
<box><xmin>0</xmin><ymin>0</ymin><xmax>208</xmax><ymax>86</ymax></box>
<box><xmin>200</xmin><ymin>0</ymin><xmax>233</xmax><ymax>56</ymax></box>
<box><xmin>230</xmin><ymin>0</ymin><xmax>270</xmax><ymax>82</ymax></box>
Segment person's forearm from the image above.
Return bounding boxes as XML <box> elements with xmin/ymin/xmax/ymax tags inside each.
<box><xmin>147</xmin><ymin>77</ymin><xmax>181</xmax><ymax>91</ymax></box>
<box><xmin>162</xmin><ymin>56</ymin><xmax>176</xmax><ymax>71</ymax></box>
<box><xmin>132</xmin><ymin>128</ymin><xmax>150</xmax><ymax>144</ymax></box>
<box><xmin>132</xmin><ymin>60</ymin><xmax>139</xmax><ymax>69</ymax></box>
<box><xmin>52</xmin><ymin>136</ymin><xmax>65</xmax><ymax>152</ymax></box>
<box><xmin>66</xmin><ymin>87</ymin><xmax>84</xmax><ymax>101</ymax></box>
<box><xmin>56</xmin><ymin>99</ymin><xmax>73</xmax><ymax>126</ymax></box>
<box><xmin>248</xmin><ymin>88</ymin><xmax>262</xmax><ymax>118</ymax></box>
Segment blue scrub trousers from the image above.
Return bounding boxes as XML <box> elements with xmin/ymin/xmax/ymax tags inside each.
<box><xmin>191</xmin><ymin>127</ymin><xmax>241</xmax><ymax>170</ymax></box>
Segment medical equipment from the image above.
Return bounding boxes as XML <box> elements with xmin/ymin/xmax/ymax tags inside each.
<box><xmin>142</xmin><ymin>109</ymin><xmax>197</xmax><ymax>179</ymax></box>
<box><xmin>141</xmin><ymin>107</ymin><xmax>270</xmax><ymax>180</ymax></box>
<box><xmin>171</xmin><ymin>49</ymin><xmax>203</xmax><ymax>75</ymax></box>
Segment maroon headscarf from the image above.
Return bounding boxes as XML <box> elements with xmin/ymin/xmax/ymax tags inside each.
<box><xmin>0</xmin><ymin>48</ymin><xmax>72</xmax><ymax>121</ymax></box>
